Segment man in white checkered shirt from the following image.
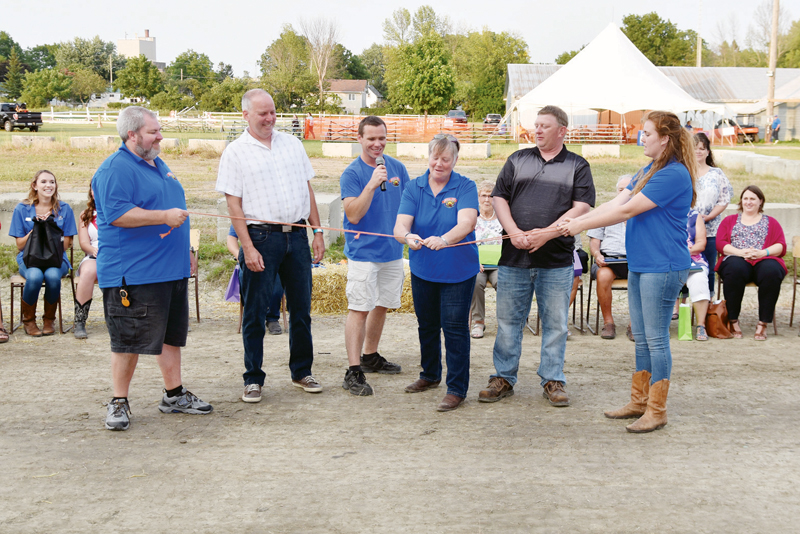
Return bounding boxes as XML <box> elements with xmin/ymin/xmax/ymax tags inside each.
<box><xmin>216</xmin><ymin>88</ymin><xmax>326</xmax><ymax>404</ymax></box>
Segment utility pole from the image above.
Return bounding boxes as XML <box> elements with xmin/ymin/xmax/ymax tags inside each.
<box><xmin>696</xmin><ymin>0</ymin><xmax>703</xmax><ymax>67</ymax></box>
<box><xmin>109</xmin><ymin>54</ymin><xmax>113</xmax><ymax>87</ymax></box>
<box><xmin>766</xmin><ymin>0</ymin><xmax>779</xmax><ymax>142</ymax></box>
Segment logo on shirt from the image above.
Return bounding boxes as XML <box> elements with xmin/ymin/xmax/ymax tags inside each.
<box><xmin>442</xmin><ymin>197</ymin><xmax>457</xmax><ymax>208</ymax></box>
<box><xmin>389</xmin><ymin>177</ymin><xmax>400</xmax><ymax>186</ymax></box>
<box><xmin>167</xmin><ymin>172</ymin><xmax>177</xmax><ymax>180</ymax></box>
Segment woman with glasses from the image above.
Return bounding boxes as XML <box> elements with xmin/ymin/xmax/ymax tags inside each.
<box><xmin>394</xmin><ymin>134</ymin><xmax>480</xmax><ymax>412</ymax></box>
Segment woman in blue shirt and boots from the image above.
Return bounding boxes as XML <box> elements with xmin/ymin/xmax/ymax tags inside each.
<box><xmin>560</xmin><ymin>111</ymin><xmax>695</xmax><ymax>433</ymax></box>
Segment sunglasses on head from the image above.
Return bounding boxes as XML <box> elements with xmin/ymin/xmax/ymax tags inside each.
<box><xmin>433</xmin><ymin>133</ymin><xmax>461</xmax><ymax>150</ymax></box>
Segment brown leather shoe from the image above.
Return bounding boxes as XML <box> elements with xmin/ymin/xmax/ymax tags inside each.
<box><xmin>21</xmin><ymin>300</ymin><xmax>43</xmax><ymax>337</ymax></box>
<box><xmin>42</xmin><ymin>300</ymin><xmax>58</xmax><ymax>336</ymax></box>
<box><xmin>437</xmin><ymin>394</ymin><xmax>465</xmax><ymax>412</ymax></box>
<box><xmin>542</xmin><ymin>381</ymin><xmax>570</xmax><ymax>407</ymax></box>
<box><xmin>600</xmin><ymin>323</ymin><xmax>616</xmax><ymax>339</ymax></box>
<box><xmin>478</xmin><ymin>377</ymin><xmax>514</xmax><ymax>403</ymax></box>
<box><xmin>404</xmin><ymin>378</ymin><xmax>441</xmax><ymax>393</ymax></box>
<box><xmin>626</xmin><ymin>324</ymin><xmax>635</xmax><ymax>342</ymax></box>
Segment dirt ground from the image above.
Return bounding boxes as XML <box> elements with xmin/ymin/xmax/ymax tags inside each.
<box><xmin>1</xmin><ymin>283</ymin><xmax>799</xmax><ymax>533</ymax></box>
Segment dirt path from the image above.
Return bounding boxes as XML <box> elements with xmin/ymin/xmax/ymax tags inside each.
<box><xmin>1</xmin><ymin>301</ymin><xmax>799</xmax><ymax>532</ymax></box>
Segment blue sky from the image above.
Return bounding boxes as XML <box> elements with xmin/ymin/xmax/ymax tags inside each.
<box><xmin>13</xmin><ymin>0</ymin><xmax>785</xmax><ymax>76</ymax></box>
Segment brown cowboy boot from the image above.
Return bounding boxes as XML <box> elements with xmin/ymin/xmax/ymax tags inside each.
<box><xmin>42</xmin><ymin>300</ymin><xmax>58</xmax><ymax>336</ymax></box>
<box><xmin>604</xmin><ymin>370</ymin><xmax>651</xmax><ymax>419</ymax></box>
<box><xmin>627</xmin><ymin>379</ymin><xmax>670</xmax><ymax>433</ymax></box>
<box><xmin>21</xmin><ymin>300</ymin><xmax>43</xmax><ymax>337</ymax></box>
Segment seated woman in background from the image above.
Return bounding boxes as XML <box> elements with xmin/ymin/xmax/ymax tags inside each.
<box><xmin>470</xmin><ymin>180</ymin><xmax>502</xmax><ymax>339</ymax></box>
<box><xmin>715</xmin><ymin>185</ymin><xmax>786</xmax><ymax>340</ymax></box>
<box><xmin>9</xmin><ymin>170</ymin><xmax>77</xmax><ymax>336</ymax></box>
<box><xmin>227</xmin><ymin>225</ymin><xmax>284</xmax><ymax>335</ymax></box>
<box><xmin>73</xmin><ymin>184</ymin><xmax>98</xmax><ymax>339</ymax></box>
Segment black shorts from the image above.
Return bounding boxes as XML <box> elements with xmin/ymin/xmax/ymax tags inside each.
<box><xmin>591</xmin><ymin>257</ymin><xmax>628</xmax><ymax>280</ymax></box>
<box><xmin>102</xmin><ymin>279</ymin><xmax>189</xmax><ymax>355</ymax></box>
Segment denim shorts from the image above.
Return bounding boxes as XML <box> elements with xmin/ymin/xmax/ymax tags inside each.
<box><xmin>102</xmin><ymin>279</ymin><xmax>189</xmax><ymax>355</ymax></box>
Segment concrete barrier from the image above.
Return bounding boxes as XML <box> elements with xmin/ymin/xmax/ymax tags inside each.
<box><xmin>0</xmin><ymin>192</ymin><xmax>89</xmax><ymax>247</ymax></box>
<box><xmin>187</xmin><ymin>139</ymin><xmax>229</xmax><ymax>153</ymax></box>
<box><xmin>780</xmin><ymin>160</ymin><xmax>800</xmax><ymax>181</ymax></box>
<box><xmin>12</xmin><ymin>136</ymin><xmax>56</xmax><ymax>148</ymax></box>
<box><xmin>322</xmin><ymin>143</ymin><xmax>360</xmax><ymax>158</ymax></box>
<box><xmin>215</xmin><ymin>194</ymin><xmax>342</xmax><ymax>248</ymax></box>
<box><xmin>746</xmin><ymin>154</ymin><xmax>779</xmax><ymax>174</ymax></box>
<box><xmin>160</xmin><ymin>138</ymin><xmax>180</xmax><ymax>150</ymax></box>
<box><xmin>460</xmin><ymin>143</ymin><xmax>491</xmax><ymax>159</ymax></box>
<box><xmin>397</xmin><ymin>143</ymin><xmax>429</xmax><ymax>158</ymax></box>
<box><xmin>581</xmin><ymin>144</ymin><xmax>620</xmax><ymax>158</ymax></box>
<box><xmin>70</xmin><ymin>136</ymin><xmax>118</xmax><ymax>150</ymax></box>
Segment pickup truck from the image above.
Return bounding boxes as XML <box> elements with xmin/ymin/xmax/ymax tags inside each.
<box><xmin>1</xmin><ymin>103</ymin><xmax>43</xmax><ymax>132</ymax></box>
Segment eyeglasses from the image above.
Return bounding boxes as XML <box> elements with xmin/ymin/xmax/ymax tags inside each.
<box><xmin>433</xmin><ymin>133</ymin><xmax>460</xmax><ymax>151</ymax></box>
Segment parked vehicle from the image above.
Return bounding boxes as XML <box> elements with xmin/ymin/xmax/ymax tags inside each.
<box><xmin>483</xmin><ymin>114</ymin><xmax>502</xmax><ymax>125</ymax></box>
<box><xmin>446</xmin><ymin>110</ymin><xmax>467</xmax><ymax>124</ymax></box>
<box><xmin>713</xmin><ymin>118</ymin><xmax>759</xmax><ymax>143</ymax></box>
<box><xmin>1</xmin><ymin>103</ymin><xmax>43</xmax><ymax>132</ymax></box>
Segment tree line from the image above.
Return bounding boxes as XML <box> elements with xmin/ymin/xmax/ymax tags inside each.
<box><xmin>1</xmin><ymin>2</ymin><xmax>798</xmax><ymax>119</ymax></box>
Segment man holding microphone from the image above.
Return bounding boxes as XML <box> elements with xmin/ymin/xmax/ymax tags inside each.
<box><xmin>340</xmin><ymin>116</ymin><xmax>409</xmax><ymax>395</ymax></box>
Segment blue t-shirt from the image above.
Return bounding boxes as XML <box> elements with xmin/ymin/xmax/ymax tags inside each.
<box><xmin>229</xmin><ymin>225</ymin><xmax>238</xmax><ymax>238</ymax></box>
<box><xmin>626</xmin><ymin>160</ymin><xmax>693</xmax><ymax>273</ymax></box>
<box><xmin>341</xmin><ymin>154</ymin><xmax>409</xmax><ymax>262</ymax></box>
<box><xmin>92</xmin><ymin>144</ymin><xmax>190</xmax><ymax>288</ymax></box>
<box><xmin>397</xmin><ymin>170</ymin><xmax>480</xmax><ymax>283</ymax></box>
<box><xmin>9</xmin><ymin>200</ymin><xmax>77</xmax><ymax>268</ymax></box>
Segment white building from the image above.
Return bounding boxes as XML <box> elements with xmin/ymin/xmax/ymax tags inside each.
<box><xmin>117</xmin><ymin>29</ymin><xmax>165</xmax><ymax>71</ymax></box>
<box><xmin>326</xmin><ymin>80</ymin><xmax>382</xmax><ymax>115</ymax></box>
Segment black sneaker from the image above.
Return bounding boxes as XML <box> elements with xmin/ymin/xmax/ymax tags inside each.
<box><xmin>342</xmin><ymin>369</ymin><xmax>374</xmax><ymax>396</ymax></box>
<box><xmin>360</xmin><ymin>353</ymin><xmax>401</xmax><ymax>374</ymax></box>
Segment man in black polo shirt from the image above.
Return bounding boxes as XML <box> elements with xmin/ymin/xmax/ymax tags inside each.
<box><xmin>479</xmin><ymin>105</ymin><xmax>595</xmax><ymax>407</ymax></box>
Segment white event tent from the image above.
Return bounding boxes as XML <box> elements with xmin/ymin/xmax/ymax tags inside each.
<box><xmin>509</xmin><ymin>23</ymin><xmax>728</xmax><ymax>129</ymax></box>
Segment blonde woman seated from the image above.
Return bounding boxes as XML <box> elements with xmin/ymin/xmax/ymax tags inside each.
<box><xmin>470</xmin><ymin>180</ymin><xmax>503</xmax><ymax>338</ymax></box>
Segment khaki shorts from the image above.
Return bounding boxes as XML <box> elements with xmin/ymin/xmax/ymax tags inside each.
<box><xmin>346</xmin><ymin>259</ymin><xmax>405</xmax><ymax>312</ymax></box>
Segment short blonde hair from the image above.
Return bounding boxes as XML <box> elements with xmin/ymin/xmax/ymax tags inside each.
<box><xmin>478</xmin><ymin>180</ymin><xmax>495</xmax><ymax>194</ymax></box>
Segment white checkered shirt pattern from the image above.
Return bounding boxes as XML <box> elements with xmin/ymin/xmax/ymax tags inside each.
<box><xmin>215</xmin><ymin>128</ymin><xmax>314</xmax><ymax>224</ymax></box>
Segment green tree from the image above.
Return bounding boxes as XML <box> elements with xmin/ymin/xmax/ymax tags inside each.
<box><xmin>383</xmin><ymin>8</ymin><xmax>412</xmax><ymax>46</ymax></box>
<box><xmin>385</xmin><ymin>34</ymin><xmax>455</xmax><ymax>115</ymax></box>
<box><xmin>330</xmin><ymin>44</ymin><xmax>370</xmax><ymax>80</ymax></box>
<box><xmin>167</xmin><ymin>50</ymin><xmax>216</xmax><ymax>89</ymax></box>
<box><xmin>622</xmin><ymin>13</ymin><xmax>698</xmax><ymax>66</ymax></box>
<box><xmin>24</xmin><ymin>44</ymin><xmax>58</xmax><ymax>71</ymax></box>
<box><xmin>4</xmin><ymin>49</ymin><xmax>25</xmax><ymax>99</ymax></box>
<box><xmin>115</xmin><ymin>55</ymin><xmax>164</xmax><ymax>100</ymax></box>
<box><xmin>359</xmin><ymin>44</ymin><xmax>387</xmax><ymax>95</ymax></box>
<box><xmin>69</xmin><ymin>68</ymin><xmax>107</xmax><ymax>104</ymax></box>
<box><xmin>778</xmin><ymin>19</ymin><xmax>800</xmax><ymax>67</ymax></box>
<box><xmin>149</xmin><ymin>86</ymin><xmax>195</xmax><ymax>111</ymax></box>
<box><xmin>200</xmin><ymin>77</ymin><xmax>252</xmax><ymax>111</ymax></box>
<box><xmin>259</xmin><ymin>25</ymin><xmax>315</xmax><ymax>112</ymax></box>
<box><xmin>216</xmin><ymin>62</ymin><xmax>234</xmax><ymax>82</ymax></box>
<box><xmin>411</xmin><ymin>5</ymin><xmax>451</xmax><ymax>40</ymax></box>
<box><xmin>0</xmin><ymin>31</ymin><xmax>23</xmax><ymax>60</ymax></box>
<box><xmin>452</xmin><ymin>30</ymin><xmax>529</xmax><ymax>119</ymax></box>
<box><xmin>555</xmin><ymin>46</ymin><xmax>585</xmax><ymax>64</ymax></box>
<box><xmin>21</xmin><ymin>68</ymin><xmax>72</xmax><ymax>107</ymax></box>
<box><xmin>56</xmin><ymin>36</ymin><xmax>125</xmax><ymax>81</ymax></box>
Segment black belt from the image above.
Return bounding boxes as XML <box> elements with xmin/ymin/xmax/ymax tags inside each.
<box><xmin>248</xmin><ymin>220</ymin><xmax>305</xmax><ymax>233</ymax></box>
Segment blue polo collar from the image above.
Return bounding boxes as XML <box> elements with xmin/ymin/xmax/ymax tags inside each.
<box><xmin>415</xmin><ymin>169</ymin><xmax>464</xmax><ymax>195</ymax></box>
<box><xmin>118</xmin><ymin>143</ymin><xmax>165</xmax><ymax>169</ymax></box>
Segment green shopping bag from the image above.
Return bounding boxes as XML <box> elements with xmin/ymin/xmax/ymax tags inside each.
<box><xmin>678</xmin><ymin>303</ymin><xmax>692</xmax><ymax>341</ymax></box>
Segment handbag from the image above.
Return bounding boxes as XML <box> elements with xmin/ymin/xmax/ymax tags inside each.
<box><xmin>705</xmin><ymin>300</ymin><xmax>734</xmax><ymax>339</ymax></box>
<box><xmin>224</xmin><ymin>264</ymin><xmax>241</xmax><ymax>303</ymax></box>
<box><xmin>22</xmin><ymin>214</ymin><xmax>64</xmax><ymax>270</ymax></box>
<box><xmin>678</xmin><ymin>303</ymin><xmax>693</xmax><ymax>340</ymax></box>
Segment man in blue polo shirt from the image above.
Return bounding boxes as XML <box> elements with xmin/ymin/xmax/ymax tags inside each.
<box><xmin>340</xmin><ymin>116</ymin><xmax>410</xmax><ymax>395</ymax></box>
<box><xmin>93</xmin><ymin>106</ymin><xmax>212</xmax><ymax>431</ymax></box>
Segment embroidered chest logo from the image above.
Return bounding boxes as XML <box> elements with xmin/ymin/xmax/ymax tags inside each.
<box><xmin>442</xmin><ymin>197</ymin><xmax>457</xmax><ymax>208</ymax></box>
<box><xmin>389</xmin><ymin>177</ymin><xmax>400</xmax><ymax>186</ymax></box>
<box><xmin>167</xmin><ymin>172</ymin><xmax>177</xmax><ymax>180</ymax></box>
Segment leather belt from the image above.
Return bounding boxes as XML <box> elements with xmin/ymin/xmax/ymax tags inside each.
<box><xmin>248</xmin><ymin>220</ymin><xmax>305</xmax><ymax>233</ymax></box>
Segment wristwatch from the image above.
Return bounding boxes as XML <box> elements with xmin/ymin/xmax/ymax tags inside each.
<box><xmin>313</xmin><ymin>229</ymin><xmax>323</xmax><ymax>235</ymax></box>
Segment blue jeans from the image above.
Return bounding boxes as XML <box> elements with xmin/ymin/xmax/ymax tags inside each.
<box><xmin>627</xmin><ymin>269</ymin><xmax>688</xmax><ymax>383</ymax></box>
<box><xmin>410</xmin><ymin>273</ymin><xmax>475</xmax><ymax>399</ymax></box>
<box><xmin>702</xmin><ymin>236</ymin><xmax>717</xmax><ymax>296</ymax></box>
<box><xmin>492</xmin><ymin>265</ymin><xmax>573</xmax><ymax>387</ymax></box>
<box><xmin>18</xmin><ymin>258</ymin><xmax>70</xmax><ymax>305</ymax></box>
<box><xmin>240</xmin><ymin>228</ymin><xmax>313</xmax><ymax>386</ymax></box>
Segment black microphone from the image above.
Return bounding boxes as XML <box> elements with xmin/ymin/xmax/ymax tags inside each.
<box><xmin>376</xmin><ymin>156</ymin><xmax>386</xmax><ymax>191</ymax></box>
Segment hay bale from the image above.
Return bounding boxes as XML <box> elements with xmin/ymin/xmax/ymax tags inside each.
<box><xmin>311</xmin><ymin>263</ymin><xmax>415</xmax><ymax>315</ymax></box>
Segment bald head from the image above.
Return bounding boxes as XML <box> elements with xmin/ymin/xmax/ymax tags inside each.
<box><xmin>242</xmin><ymin>88</ymin><xmax>272</xmax><ymax>112</ymax></box>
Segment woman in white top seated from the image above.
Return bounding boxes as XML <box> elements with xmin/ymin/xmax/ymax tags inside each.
<box><xmin>73</xmin><ymin>184</ymin><xmax>99</xmax><ymax>339</ymax></box>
